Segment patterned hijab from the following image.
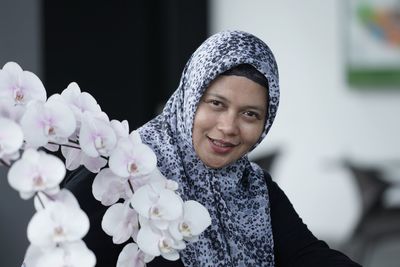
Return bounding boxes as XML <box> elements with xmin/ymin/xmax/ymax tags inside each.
<box><xmin>138</xmin><ymin>30</ymin><xmax>280</xmax><ymax>267</ymax></box>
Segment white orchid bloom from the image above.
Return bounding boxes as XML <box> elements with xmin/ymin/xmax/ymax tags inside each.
<box><xmin>61</xmin><ymin>82</ymin><xmax>101</xmax><ymax>119</ymax></box>
<box><xmin>27</xmin><ymin>201</ymin><xmax>89</xmax><ymax>247</ymax></box>
<box><xmin>0</xmin><ymin>62</ymin><xmax>46</xmax><ymax>106</ymax></box>
<box><xmin>169</xmin><ymin>200</ymin><xmax>211</xmax><ymax>242</ymax></box>
<box><xmin>109</xmin><ymin>137</ymin><xmax>157</xmax><ymax>180</ymax></box>
<box><xmin>136</xmin><ymin>221</ymin><xmax>185</xmax><ymax>261</ymax></box>
<box><xmin>92</xmin><ymin>168</ymin><xmax>132</xmax><ymax>206</ymax></box>
<box><xmin>20</xmin><ymin>98</ymin><xmax>76</xmax><ymax>148</ymax></box>
<box><xmin>79</xmin><ymin>111</ymin><xmax>117</xmax><ymax>157</ymax></box>
<box><xmin>8</xmin><ymin>149</ymin><xmax>65</xmax><ymax>199</ymax></box>
<box><xmin>102</xmin><ymin>201</ymin><xmax>139</xmax><ymax>244</ymax></box>
<box><xmin>59</xmin><ymin>82</ymin><xmax>102</xmax><ymax>139</ymax></box>
<box><xmin>0</xmin><ymin>117</ymin><xmax>23</xmax><ymax>160</ymax></box>
<box><xmin>61</xmin><ymin>146</ymin><xmax>107</xmax><ymax>172</ymax></box>
<box><xmin>24</xmin><ymin>241</ymin><xmax>95</xmax><ymax>267</ymax></box>
<box><xmin>116</xmin><ymin>243</ymin><xmax>146</xmax><ymax>267</ymax></box>
<box><xmin>33</xmin><ymin>189</ymin><xmax>80</xmax><ymax>211</ymax></box>
<box><xmin>130</xmin><ymin>184</ymin><xmax>183</xmax><ymax>230</ymax></box>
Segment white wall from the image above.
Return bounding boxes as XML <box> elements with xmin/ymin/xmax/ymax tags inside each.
<box><xmin>210</xmin><ymin>0</ymin><xmax>400</xmax><ymax>244</ymax></box>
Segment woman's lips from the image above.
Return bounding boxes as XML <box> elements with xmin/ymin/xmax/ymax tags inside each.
<box><xmin>207</xmin><ymin>136</ymin><xmax>238</xmax><ymax>154</ymax></box>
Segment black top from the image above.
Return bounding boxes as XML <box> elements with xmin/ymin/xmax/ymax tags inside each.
<box><xmin>62</xmin><ymin>167</ymin><xmax>361</xmax><ymax>267</ymax></box>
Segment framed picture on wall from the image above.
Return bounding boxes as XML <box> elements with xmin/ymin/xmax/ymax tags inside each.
<box><xmin>346</xmin><ymin>0</ymin><xmax>400</xmax><ymax>88</ymax></box>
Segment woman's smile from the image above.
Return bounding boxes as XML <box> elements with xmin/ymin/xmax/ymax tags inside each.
<box><xmin>207</xmin><ymin>136</ymin><xmax>238</xmax><ymax>154</ymax></box>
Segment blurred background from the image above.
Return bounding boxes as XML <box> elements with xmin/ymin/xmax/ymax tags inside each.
<box><xmin>1</xmin><ymin>0</ymin><xmax>400</xmax><ymax>266</ymax></box>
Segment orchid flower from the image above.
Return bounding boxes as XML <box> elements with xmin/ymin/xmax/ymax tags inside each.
<box><xmin>116</xmin><ymin>243</ymin><xmax>146</xmax><ymax>267</ymax></box>
<box><xmin>59</xmin><ymin>82</ymin><xmax>102</xmax><ymax>140</ymax></box>
<box><xmin>23</xmin><ymin>241</ymin><xmax>96</xmax><ymax>267</ymax></box>
<box><xmin>79</xmin><ymin>111</ymin><xmax>117</xmax><ymax>157</ymax></box>
<box><xmin>130</xmin><ymin>183</ymin><xmax>183</xmax><ymax>230</ymax></box>
<box><xmin>27</xmin><ymin>201</ymin><xmax>89</xmax><ymax>248</ymax></box>
<box><xmin>0</xmin><ymin>117</ymin><xmax>24</xmax><ymax>161</ymax></box>
<box><xmin>0</xmin><ymin>61</ymin><xmax>214</xmax><ymax>267</ymax></box>
<box><xmin>7</xmin><ymin>149</ymin><xmax>65</xmax><ymax>199</ymax></box>
<box><xmin>109</xmin><ymin>137</ymin><xmax>157</xmax><ymax>180</ymax></box>
<box><xmin>136</xmin><ymin>219</ymin><xmax>185</xmax><ymax>261</ymax></box>
<box><xmin>92</xmin><ymin>168</ymin><xmax>132</xmax><ymax>206</ymax></box>
<box><xmin>0</xmin><ymin>61</ymin><xmax>46</xmax><ymax>105</ymax></box>
<box><xmin>20</xmin><ymin>97</ymin><xmax>76</xmax><ymax>148</ymax></box>
<box><xmin>169</xmin><ymin>200</ymin><xmax>211</xmax><ymax>242</ymax></box>
<box><xmin>102</xmin><ymin>201</ymin><xmax>139</xmax><ymax>244</ymax></box>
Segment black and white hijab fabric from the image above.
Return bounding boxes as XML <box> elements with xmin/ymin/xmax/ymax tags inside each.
<box><xmin>139</xmin><ymin>30</ymin><xmax>280</xmax><ymax>267</ymax></box>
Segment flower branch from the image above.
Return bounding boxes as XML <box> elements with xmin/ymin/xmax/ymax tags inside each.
<box><xmin>0</xmin><ymin>61</ymin><xmax>211</xmax><ymax>267</ymax></box>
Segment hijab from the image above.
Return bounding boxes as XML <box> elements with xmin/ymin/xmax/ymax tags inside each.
<box><xmin>138</xmin><ymin>30</ymin><xmax>280</xmax><ymax>267</ymax></box>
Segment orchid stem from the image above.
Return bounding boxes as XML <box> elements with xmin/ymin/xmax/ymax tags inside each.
<box><xmin>35</xmin><ymin>193</ymin><xmax>46</xmax><ymax>209</ymax></box>
<box><xmin>128</xmin><ymin>179</ymin><xmax>134</xmax><ymax>193</ymax></box>
<box><xmin>68</xmin><ymin>139</ymin><xmax>79</xmax><ymax>145</ymax></box>
<box><xmin>49</xmin><ymin>142</ymin><xmax>81</xmax><ymax>150</ymax></box>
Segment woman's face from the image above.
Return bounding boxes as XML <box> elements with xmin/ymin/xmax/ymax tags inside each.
<box><xmin>192</xmin><ymin>75</ymin><xmax>267</xmax><ymax>169</ymax></box>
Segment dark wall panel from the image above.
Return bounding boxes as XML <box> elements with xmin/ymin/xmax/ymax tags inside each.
<box><xmin>43</xmin><ymin>0</ymin><xmax>208</xmax><ymax>129</ymax></box>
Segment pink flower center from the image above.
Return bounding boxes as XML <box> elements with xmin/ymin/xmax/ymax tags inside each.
<box><xmin>13</xmin><ymin>88</ymin><xmax>24</xmax><ymax>104</ymax></box>
<box><xmin>128</xmin><ymin>162</ymin><xmax>138</xmax><ymax>174</ymax></box>
<box><xmin>33</xmin><ymin>175</ymin><xmax>44</xmax><ymax>187</ymax></box>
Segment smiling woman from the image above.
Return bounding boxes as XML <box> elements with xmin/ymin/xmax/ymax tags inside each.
<box><xmin>64</xmin><ymin>30</ymin><xmax>361</xmax><ymax>267</ymax></box>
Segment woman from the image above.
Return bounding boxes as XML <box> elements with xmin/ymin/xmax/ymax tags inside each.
<box><xmin>64</xmin><ymin>30</ymin><xmax>361</xmax><ymax>266</ymax></box>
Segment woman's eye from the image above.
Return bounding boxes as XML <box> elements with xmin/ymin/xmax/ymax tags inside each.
<box><xmin>243</xmin><ymin>111</ymin><xmax>261</xmax><ymax>120</ymax></box>
<box><xmin>207</xmin><ymin>99</ymin><xmax>223</xmax><ymax>108</ymax></box>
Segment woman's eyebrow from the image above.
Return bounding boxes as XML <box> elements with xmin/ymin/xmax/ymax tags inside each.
<box><xmin>205</xmin><ymin>92</ymin><xmax>266</xmax><ymax>112</ymax></box>
<box><xmin>205</xmin><ymin>92</ymin><xmax>229</xmax><ymax>102</ymax></box>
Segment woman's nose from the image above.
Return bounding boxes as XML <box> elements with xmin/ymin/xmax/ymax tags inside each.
<box><xmin>217</xmin><ymin>112</ymin><xmax>239</xmax><ymax>136</ymax></box>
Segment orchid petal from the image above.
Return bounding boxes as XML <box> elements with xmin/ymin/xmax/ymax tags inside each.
<box><xmin>23</xmin><ymin>244</ymin><xmax>42</xmax><ymax>267</ymax></box>
<box><xmin>0</xmin><ymin>117</ymin><xmax>23</xmax><ymax>158</ymax></box>
<box><xmin>117</xmin><ymin>243</ymin><xmax>145</xmax><ymax>267</ymax></box>
<box><xmin>136</xmin><ymin>224</ymin><xmax>161</xmax><ymax>257</ymax></box>
<box><xmin>34</xmin><ymin>189</ymin><xmax>80</xmax><ymax>211</ymax></box>
<box><xmin>92</xmin><ymin>168</ymin><xmax>131</xmax><ymax>205</ymax></box>
<box><xmin>61</xmin><ymin>146</ymin><xmax>82</xmax><ymax>171</ymax></box>
<box><xmin>129</xmin><ymin>130</ymin><xmax>142</xmax><ymax>144</ymax></box>
<box><xmin>182</xmin><ymin>200</ymin><xmax>211</xmax><ymax>236</ymax></box>
<box><xmin>79</xmin><ymin>112</ymin><xmax>116</xmax><ymax>157</ymax></box>
<box><xmin>0</xmin><ymin>98</ymin><xmax>25</xmax><ymax>122</ymax></box>
<box><xmin>81</xmin><ymin>154</ymin><xmax>107</xmax><ymax>173</ymax></box>
<box><xmin>102</xmin><ymin>202</ymin><xmax>138</xmax><ymax>244</ymax></box>
<box><xmin>36</xmin><ymin>241</ymin><xmax>96</xmax><ymax>267</ymax></box>
<box><xmin>161</xmin><ymin>250</ymin><xmax>180</xmax><ymax>261</ymax></box>
<box><xmin>111</xmin><ymin>119</ymin><xmax>129</xmax><ymax>139</ymax></box>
